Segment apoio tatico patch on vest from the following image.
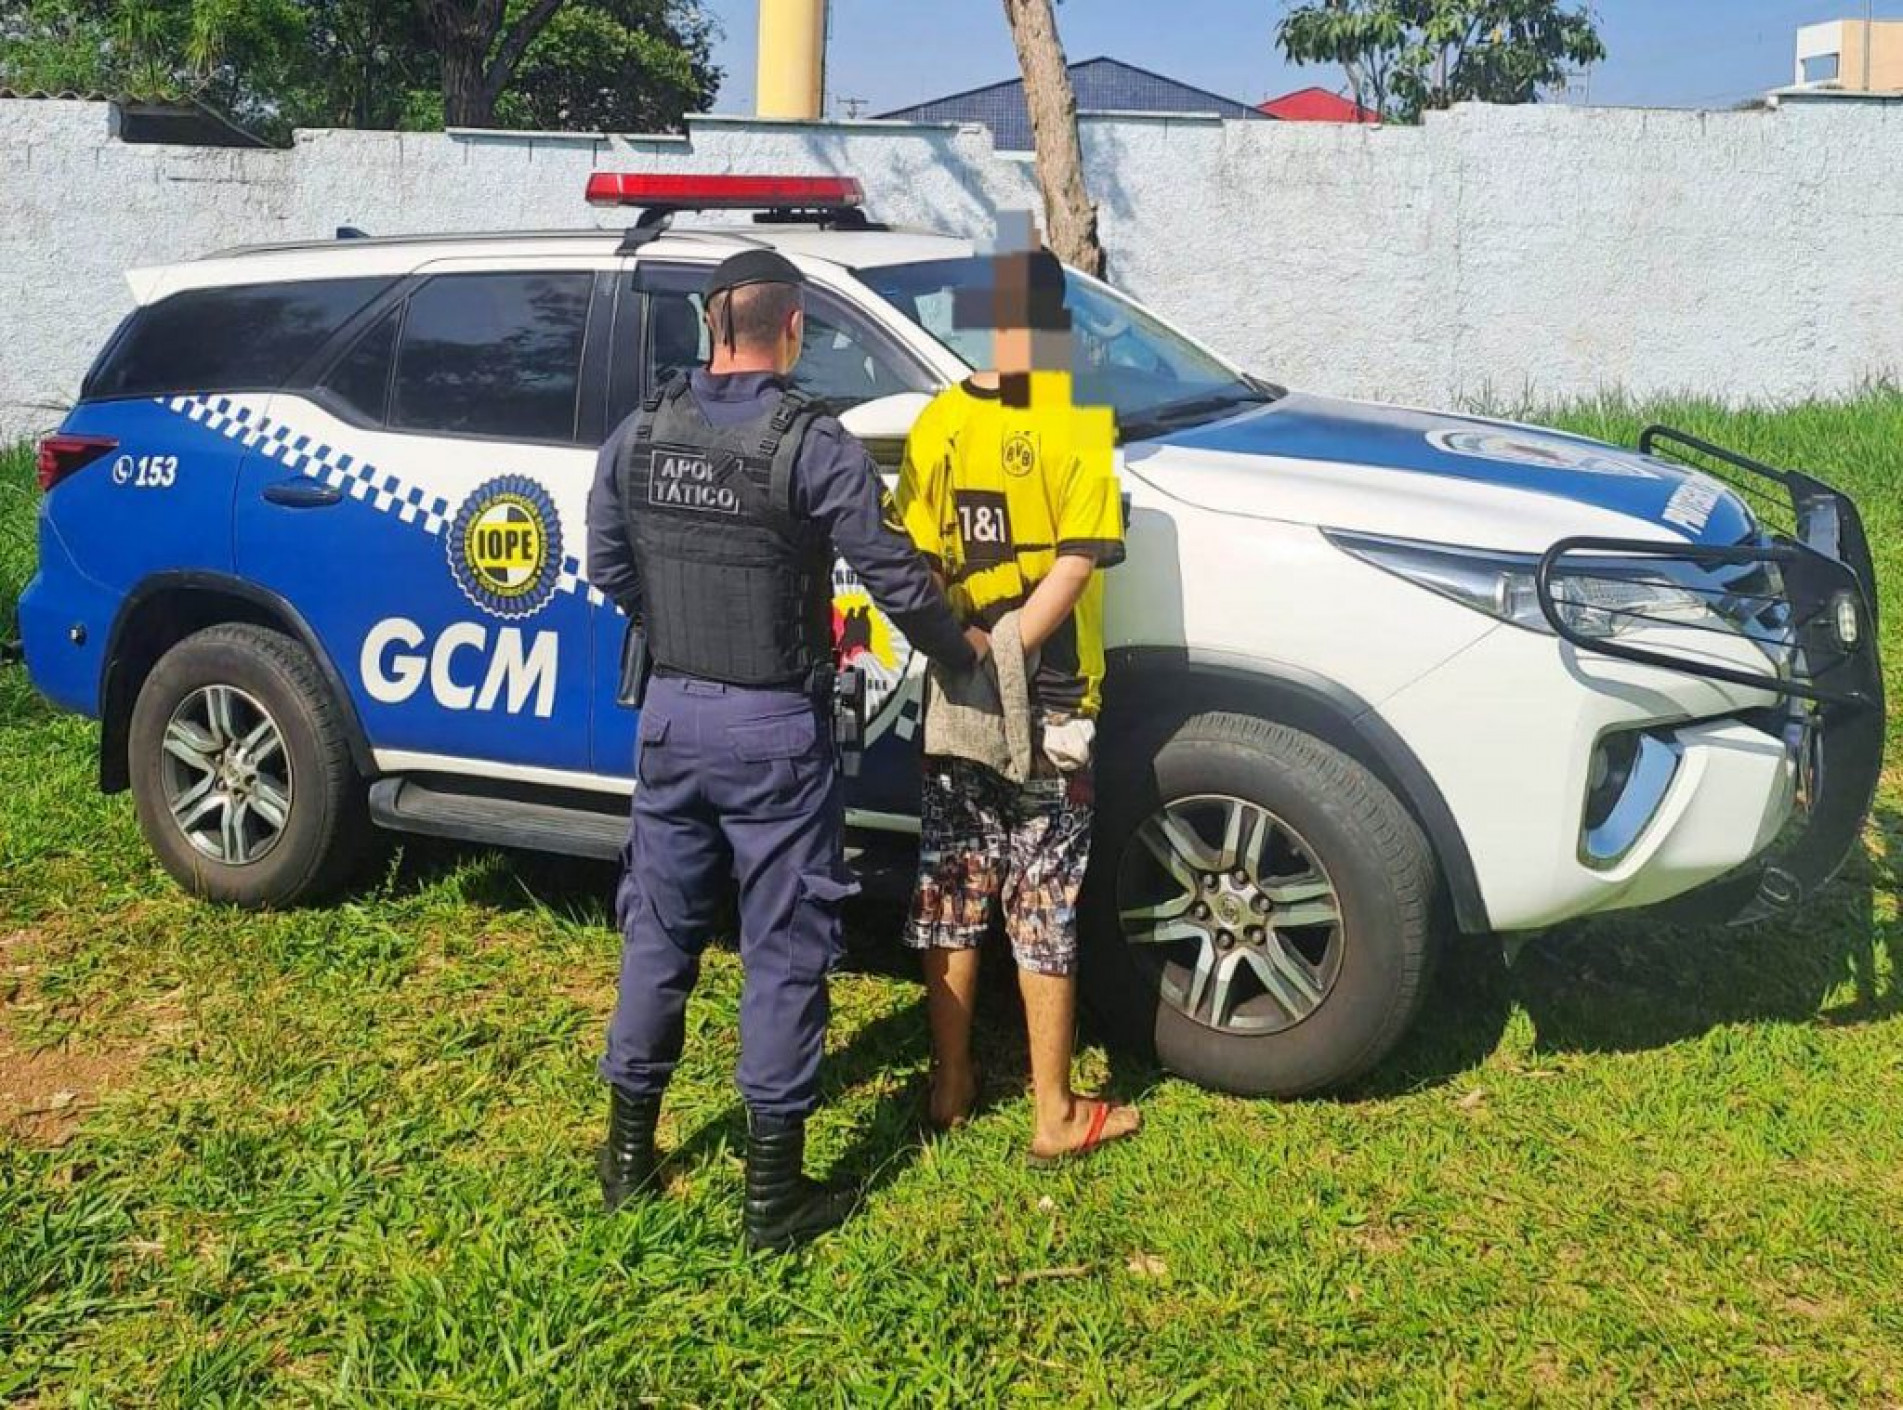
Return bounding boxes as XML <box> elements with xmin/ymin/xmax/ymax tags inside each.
<box><xmin>616</xmin><ymin>373</ymin><xmax>833</xmax><ymax>687</ymax></box>
<box><xmin>646</xmin><ymin>445</ymin><xmax>743</xmax><ymax>516</ymax></box>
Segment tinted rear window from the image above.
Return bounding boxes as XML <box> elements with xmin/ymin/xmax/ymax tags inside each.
<box><xmin>319</xmin><ymin>306</ymin><xmax>400</xmax><ymax>424</ymax></box>
<box><xmin>85</xmin><ymin>277</ymin><xmax>393</xmax><ymax>401</ymax></box>
<box><xmin>390</xmin><ymin>271</ymin><xmax>592</xmax><ymax>443</ymax></box>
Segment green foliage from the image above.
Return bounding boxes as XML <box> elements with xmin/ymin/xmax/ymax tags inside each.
<box><xmin>273</xmin><ymin>0</ymin><xmax>442</xmax><ymax>131</ymax></box>
<box><xmin>0</xmin><ymin>0</ymin><xmax>308</xmax><ymax>134</ymax></box>
<box><xmin>1</xmin><ymin>396</ymin><xmax>1899</xmax><ymax>1401</ymax></box>
<box><xmin>498</xmin><ymin>0</ymin><xmax>717</xmax><ymax>133</ymax></box>
<box><xmin>0</xmin><ymin>442</ymin><xmax>33</xmax><ymax>638</ymax></box>
<box><xmin>1277</xmin><ymin>0</ymin><xmax>1606</xmax><ymax>122</ymax></box>
<box><xmin>0</xmin><ymin>0</ymin><xmax>719</xmax><ymax>140</ymax></box>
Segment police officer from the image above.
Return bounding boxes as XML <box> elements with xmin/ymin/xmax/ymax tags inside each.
<box><xmin>585</xmin><ymin>249</ymin><xmax>981</xmax><ymax>1253</ymax></box>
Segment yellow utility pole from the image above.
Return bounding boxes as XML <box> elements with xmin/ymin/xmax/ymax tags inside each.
<box><xmin>757</xmin><ymin>0</ymin><xmax>829</xmax><ymax>120</ymax></box>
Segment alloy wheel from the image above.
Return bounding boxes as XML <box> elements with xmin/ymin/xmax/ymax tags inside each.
<box><xmin>1117</xmin><ymin>794</ymin><xmax>1344</xmax><ymax>1035</ymax></box>
<box><xmin>159</xmin><ymin>684</ymin><xmax>293</xmax><ymax>867</ymax></box>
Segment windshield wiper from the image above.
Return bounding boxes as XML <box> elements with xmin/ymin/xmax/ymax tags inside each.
<box><xmin>1121</xmin><ymin>387</ymin><xmax>1273</xmax><ymax>440</ymax></box>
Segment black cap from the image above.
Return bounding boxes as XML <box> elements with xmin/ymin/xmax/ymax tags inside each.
<box><xmin>705</xmin><ymin>249</ymin><xmax>807</xmax><ymax>299</ymax></box>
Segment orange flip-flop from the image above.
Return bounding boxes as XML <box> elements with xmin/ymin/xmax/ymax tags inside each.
<box><xmin>1027</xmin><ymin>1100</ymin><xmax>1136</xmax><ymax>1168</ymax></box>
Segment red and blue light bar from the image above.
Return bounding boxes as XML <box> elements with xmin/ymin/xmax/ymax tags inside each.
<box><xmin>585</xmin><ymin>173</ymin><xmax>865</xmax><ymax>211</ymax></box>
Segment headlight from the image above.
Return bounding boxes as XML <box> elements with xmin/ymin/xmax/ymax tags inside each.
<box><xmin>1546</xmin><ymin>572</ymin><xmax>1710</xmax><ymax>639</ymax></box>
<box><xmin>1324</xmin><ymin>531</ymin><xmax>1719</xmax><ymax>640</ymax></box>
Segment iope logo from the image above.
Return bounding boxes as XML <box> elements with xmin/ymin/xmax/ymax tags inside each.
<box><xmin>448</xmin><ymin>475</ymin><xmax>564</xmax><ymax>619</ymax></box>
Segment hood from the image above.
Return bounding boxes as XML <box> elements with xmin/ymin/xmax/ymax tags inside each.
<box><xmin>1129</xmin><ymin>393</ymin><xmax>1755</xmax><ymax>549</ymax></box>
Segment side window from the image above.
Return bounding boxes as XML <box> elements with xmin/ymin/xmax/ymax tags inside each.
<box><xmin>791</xmin><ymin>296</ymin><xmax>928</xmax><ymax>412</ymax></box>
<box><xmin>631</xmin><ymin>266</ymin><xmax>929</xmax><ymax>415</ymax></box>
<box><xmin>644</xmin><ymin>285</ymin><xmax>710</xmax><ymax>390</ymax></box>
<box><xmin>390</xmin><ymin>271</ymin><xmax>592</xmax><ymax>443</ymax></box>
<box><xmin>319</xmin><ymin>306</ymin><xmax>399</xmax><ymax>424</ymax></box>
<box><xmin>84</xmin><ymin>277</ymin><xmax>392</xmax><ymax>401</ymax></box>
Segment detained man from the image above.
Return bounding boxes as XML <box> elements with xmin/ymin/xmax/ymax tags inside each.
<box><xmin>894</xmin><ymin>240</ymin><xmax>1140</xmax><ymax>1163</ymax></box>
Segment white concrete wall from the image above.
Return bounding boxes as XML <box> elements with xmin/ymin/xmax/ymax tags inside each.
<box><xmin>4</xmin><ymin>94</ymin><xmax>1902</xmax><ymax>442</ymax></box>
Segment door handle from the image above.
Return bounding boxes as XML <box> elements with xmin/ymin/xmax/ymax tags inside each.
<box><xmin>263</xmin><ymin>480</ymin><xmax>343</xmax><ymax>508</ymax></box>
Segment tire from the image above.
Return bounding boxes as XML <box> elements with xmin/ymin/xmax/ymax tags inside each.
<box><xmin>127</xmin><ymin>623</ymin><xmax>370</xmax><ymax>907</ymax></box>
<box><xmin>1081</xmin><ymin>711</ymin><xmax>1438</xmax><ymax>1097</ymax></box>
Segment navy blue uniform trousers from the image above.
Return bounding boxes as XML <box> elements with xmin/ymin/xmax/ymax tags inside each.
<box><xmin>599</xmin><ymin>673</ymin><xmax>859</xmax><ymax>1120</ymax></box>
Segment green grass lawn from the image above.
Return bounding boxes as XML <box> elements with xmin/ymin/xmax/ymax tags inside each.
<box><xmin>1</xmin><ymin>401</ymin><xmax>1900</xmax><ymax>1407</ymax></box>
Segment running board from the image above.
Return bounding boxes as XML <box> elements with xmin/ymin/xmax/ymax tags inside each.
<box><xmin>368</xmin><ymin>776</ymin><xmax>919</xmax><ymax>895</ymax></box>
<box><xmin>369</xmin><ymin>777</ymin><xmax>627</xmax><ymax>860</ymax></box>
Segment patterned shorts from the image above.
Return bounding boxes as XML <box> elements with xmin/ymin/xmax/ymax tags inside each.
<box><xmin>903</xmin><ymin>756</ymin><xmax>1095</xmax><ymax>977</ymax></box>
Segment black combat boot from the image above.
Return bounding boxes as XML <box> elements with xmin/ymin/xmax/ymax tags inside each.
<box><xmin>743</xmin><ymin>1113</ymin><xmax>859</xmax><ymax>1254</ymax></box>
<box><xmin>597</xmin><ymin>1087</ymin><xmax>663</xmax><ymax>1212</ymax></box>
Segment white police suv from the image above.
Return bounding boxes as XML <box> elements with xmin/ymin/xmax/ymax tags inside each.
<box><xmin>19</xmin><ymin>175</ymin><xmax>1885</xmax><ymax>1096</ymax></box>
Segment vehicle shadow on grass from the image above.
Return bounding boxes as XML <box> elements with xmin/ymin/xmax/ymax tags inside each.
<box><xmin>1511</xmin><ymin>824</ymin><xmax>1897</xmax><ymax>1057</ymax></box>
<box><xmin>1345</xmin><ymin>932</ymin><xmax>1517</xmax><ymax>1100</ymax></box>
<box><xmin>1349</xmin><ymin>813</ymin><xmax>1900</xmax><ymax>1096</ymax></box>
<box><xmin>373</xmin><ymin>817</ymin><xmax>1899</xmax><ymax>1120</ymax></box>
<box><xmin>376</xmin><ymin>842</ymin><xmax>949</xmax><ymax>1196</ymax></box>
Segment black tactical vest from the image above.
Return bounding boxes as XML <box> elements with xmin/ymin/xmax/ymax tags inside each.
<box><xmin>617</xmin><ymin>374</ymin><xmax>833</xmax><ymax>687</ymax></box>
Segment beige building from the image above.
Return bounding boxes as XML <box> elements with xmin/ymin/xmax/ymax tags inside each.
<box><xmin>1795</xmin><ymin>17</ymin><xmax>1903</xmax><ymax>91</ymax></box>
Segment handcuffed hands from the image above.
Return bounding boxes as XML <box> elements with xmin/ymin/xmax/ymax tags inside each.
<box><xmin>1042</xmin><ymin>716</ymin><xmax>1096</xmax><ymax>773</ymax></box>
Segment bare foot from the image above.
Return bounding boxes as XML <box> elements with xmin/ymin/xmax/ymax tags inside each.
<box><xmin>1028</xmin><ymin>1097</ymin><xmax>1141</xmax><ymax>1164</ymax></box>
<box><xmin>928</xmin><ymin>1061</ymin><xmax>980</xmax><ymax>1131</ymax></box>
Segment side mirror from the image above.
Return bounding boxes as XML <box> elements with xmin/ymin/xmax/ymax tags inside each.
<box><xmin>839</xmin><ymin>391</ymin><xmax>935</xmax><ymax>475</ymax></box>
<box><xmin>839</xmin><ymin>391</ymin><xmax>934</xmax><ymax>442</ymax></box>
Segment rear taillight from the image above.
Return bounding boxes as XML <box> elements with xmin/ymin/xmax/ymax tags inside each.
<box><xmin>36</xmin><ymin>434</ymin><xmax>117</xmax><ymax>492</ymax></box>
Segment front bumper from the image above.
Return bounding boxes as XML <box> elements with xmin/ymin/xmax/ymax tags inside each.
<box><xmin>1377</xmin><ymin>426</ymin><xmax>1883</xmax><ymax>933</ymax></box>
<box><xmin>1539</xmin><ymin>426</ymin><xmax>1885</xmax><ymax>924</ymax></box>
<box><xmin>1377</xmin><ymin>628</ymin><xmax>1802</xmax><ymax>930</ymax></box>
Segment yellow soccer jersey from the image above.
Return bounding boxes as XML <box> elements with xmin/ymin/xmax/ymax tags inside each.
<box><xmin>897</xmin><ymin>373</ymin><xmax>1123</xmax><ymax>717</ymax></box>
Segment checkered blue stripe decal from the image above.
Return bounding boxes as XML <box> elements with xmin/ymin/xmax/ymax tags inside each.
<box><xmin>892</xmin><ymin>690</ymin><xmax>923</xmax><ymax>742</ymax></box>
<box><xmin>161</xmin><ymin>395</ymin><xmax>607</xmax><ymax>607</ymax></box>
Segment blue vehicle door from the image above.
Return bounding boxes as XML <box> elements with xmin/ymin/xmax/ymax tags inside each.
<box><xmin>588</xmin><ymin>260</ymin><xmax>941</xmax><ymax>821</ymax></box>
<box><xmin>234</xmin><ymin>255</ymin><xmax>621</xmax><ymax>782</ymax></box>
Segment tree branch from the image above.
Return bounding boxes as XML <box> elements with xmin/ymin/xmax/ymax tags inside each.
<box><xmin>484</xmin><ymin>0</ymin><xmax>568</xmax><ymax>101</ymax></box>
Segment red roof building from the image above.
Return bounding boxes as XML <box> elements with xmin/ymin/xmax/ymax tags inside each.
<box><xmin>1258</xmin><ymin>86</ymin><xmax>1381</xmax><ymax>124</ymax></box>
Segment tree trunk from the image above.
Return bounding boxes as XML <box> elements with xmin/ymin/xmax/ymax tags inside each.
<box><xmin>1001</xmin><ymin>0</ymin><xmax>1105</xmax><ymax>277</ymax></box>
<box><xmin>440</xmin><ymin>34</ymin><xmax>494</xmax><ymax>127</ymax></box>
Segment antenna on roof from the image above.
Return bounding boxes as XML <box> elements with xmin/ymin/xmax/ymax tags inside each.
<box><xmin>615</xmin><ymin>207</ymin><xmax>677</xmax><ymax>255</ymax></box>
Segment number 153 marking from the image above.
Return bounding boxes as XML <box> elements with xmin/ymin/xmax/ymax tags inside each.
<box><xmin>112</xmin><ymin>454</ymin><xmax>179</xmax><ymax>488</ymax></box>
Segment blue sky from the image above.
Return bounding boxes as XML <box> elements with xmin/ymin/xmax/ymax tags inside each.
<box><xmin>700</xmin><ymin>0</ymin><xmax>1871</xmax><ymax>116</ymax></box>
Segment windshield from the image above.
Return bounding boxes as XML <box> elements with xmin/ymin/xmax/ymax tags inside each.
<box><xmin>856</xmin><ymin>257</ymin><xmax>1278</xmax><ymax>437</ymax></box>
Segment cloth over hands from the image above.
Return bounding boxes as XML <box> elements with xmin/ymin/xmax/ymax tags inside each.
<box><xmin>922</xmin><ymin>611</ymin><xmax>1035</xmax><ymax>783</ymax></box>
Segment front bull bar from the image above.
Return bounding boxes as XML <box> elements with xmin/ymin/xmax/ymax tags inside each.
<box><xmin>1533</xmin><ymin>425</ymin><xmax>1886</xmax><ymax>922</ymax></box>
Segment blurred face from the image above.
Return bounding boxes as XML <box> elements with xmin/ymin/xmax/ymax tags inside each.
<box><xmin>953</xmin><ymin>244</ymin><xmax>1072</xmax><ymax>379</ymax></box>
<box><xmin>993</xmin><ymin>322</ymin><xmax>1034</xmax><ymax>376</ymax></box>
